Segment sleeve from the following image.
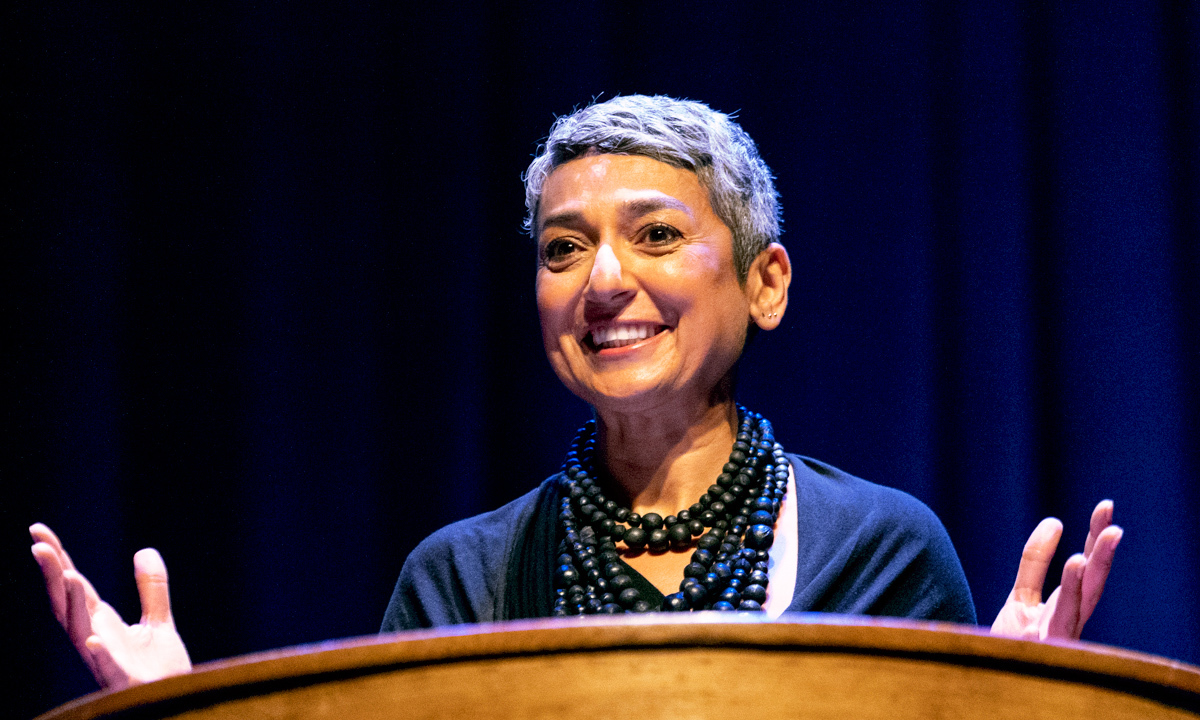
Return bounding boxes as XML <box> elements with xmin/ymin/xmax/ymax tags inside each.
<box><xmin>787</xmin><ymin>456</ymin><xmax>977</xmax><ymax>624</ymax></box>
<box><xmin>380</xmin><ymin>523</ymin><xmax>500</xmax><ymax>631</ymax></box>
<box><xmin>380</xmin><ymin>483</ymin><xmax>549</xmax><ymax>632</ymax></box>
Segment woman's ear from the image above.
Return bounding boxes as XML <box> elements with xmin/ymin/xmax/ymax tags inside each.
<box><xmin>746</xmin><ymin>243</ymin><xmax>791</xmax><ymax>330</ymax></box>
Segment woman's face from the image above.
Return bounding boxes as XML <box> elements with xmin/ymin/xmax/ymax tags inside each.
<box><xmin>535</xmin><ymin>153</ymin><xmax>754</xmax><ymax>416</ymax></box>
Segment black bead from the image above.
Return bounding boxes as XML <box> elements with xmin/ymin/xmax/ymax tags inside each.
<box><xmin>697</xmin><ymin>533</ymin><xmax>721</xmax><ymax>551</ymax></box>
<box><xmin>713</xmin><ymin>562</ymin><xmax>733</xmax><ymax>580</ymax></box>
<box><xmin>585</xmin><ymin>597</ymin><xmax>603</xmax><ymax>613</ymax></box>
<box><xmin>648</xmin><ymin>528</ymin><xmax>670</xmax><ymax>552</ymax></box>
<box><xmin>642</xmin><ymin>513</ymin><xmax>664</xmax><ymax>531</ymax></box>
<box><xmin>700</xmin><ymin>510</ymin><xmax>717</xmax><ymax>526</ymax></box>
<box><xmin>688</xmin><ymin>519</ymin><xmax>705</xmax><ymax>536</ymax></box>
<box><xmin>605</xmin><ymin>562</ymin><xmax>624</xmax><ymax>578</ymax></box>
<box><xmin>745</xmin><ymin>524</ymin><xmax>775</xmax><ymax>550</ymax></box>
<box><xmin>610</xmin><ymin>574</ymin><xmax>634</xmax><ymax>592</ymax></box>
<box><xmin>691</xmin><ymin>548</ymin><xmax>714</xmax><ymax>565</ymax></box>
<box><xmin>709</xmin><ymin>501</ymin><xmax>726</xmax><ymax>515</ymax></box>
<box><xmin>683</xmin><ymin>562</ymin><xmax>708</xmax><ymax>579</ymax></box>
<box><xmin>664</xmin><ymin>515</ymin><xmax>678</xmax><ymax>527</ymax></box>
<box><xmin>737</xmin><ymin>599</ymin><xmax>763</xmax><ymax>612</ymax></box>
<box><xmin>712</xmin><ymin>600</ymin><xmax>736</xmax><ymax>611</ymax></box>
<box><xmin>614</xmin><ymin>507</ymin><xmax>630</xmax><ymax>522</ymax></box>
<box><xmin>618</xmin><ymin>588</ymin><xmax>642</xmax><ymax>607</ymax></box>
<box><xmin>628</xmin><ymin>513</ymin><xmax>642</xmax><ymax>527</ymax></box>
<box><xmin>558</xmin><ymin>553</ymin><xmax>573</xmax><ymax>566</ymax></box>
<box><xmin>624</xmin><ymin>527</ymin><xmax>647</xmax><ymax>549</ymax></box>
<box><xmin>683</xmin><ymin>582</ymin><xmax>708</xmax><ymax>607</ymax></box>
<box><xmin>662</xmin><ymin>593</ymin><xmax>689</xmax><ymax>612</ymax></box>
<box><xmin>689</xmin><ymin>503</ymin><xmax>704</xmax><ymax>516</ymax></box>
<box><xmin>554</xmin><ymin>565</ymin><xmax>579</xmax><ymax>588</ymax></box>
<box><xmin>742</xmin><ymin>583</ymin><xmax>767</xmax><ymax>603</ymax></box>
<box><xmin>601</xmin><ymin>603</ymin><xmax>622</xmax><ymax>614</ymax></box>
<box><xmin>632</xmin><ymin>600</ymin><xmax>653</xmax><ymax>613</ymax></box>
<box><xmin>749</xmin><ymin>570</ymin><xmax>769</xmax><ymax>586</ymax></box>
<box><xmin>750</xmin><ymin>510</ymin><xmax>773</xmax><ymax>525</ymax></box>
<box><xmin>677</xmin><ymin>510</ymin><xmax>692</xmax><ymax>522</ymax></box>
<box><xmin>718</xmin><ymin>587</ymin><xmax>742</xmax><ymax>606</ymax></box>
<box><xmin>668</xmin><ymin>523</ymin><xmax>692</xmax><ymax>549</ymax></box>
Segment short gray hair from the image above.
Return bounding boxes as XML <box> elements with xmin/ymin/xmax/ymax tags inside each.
<box><xmin>523</xmin><ymin>95</ymin><xmax>781</xmax><ymax>280</ymax></box>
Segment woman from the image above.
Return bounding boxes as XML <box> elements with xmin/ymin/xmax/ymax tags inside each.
<box><xmin>31</xmin><ymin>95</ymin><xmax>1123</xmax><ymax>689</ymax></box>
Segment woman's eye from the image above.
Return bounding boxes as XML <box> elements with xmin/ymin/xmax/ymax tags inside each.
<box><xmin>645</xmin><ymin>224</ymin><xmax>681</xmax><ymax>244</ymax></box>
<box><xmin>542</xmin><ymin>238</ymin><xmax>580</xmax><ymax>266</ymax></box>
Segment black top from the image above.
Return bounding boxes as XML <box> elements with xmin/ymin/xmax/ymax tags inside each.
<box><xmin>381</xmin><ymin>455</ymin><xmax>977</xmax><ymax>630</ymax></box>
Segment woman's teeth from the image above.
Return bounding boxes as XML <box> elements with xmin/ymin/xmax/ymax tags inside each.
<box><xmin>591</xmin><ymin>324</ymin><xmax>661</xmax><ymax>349</ymax></box>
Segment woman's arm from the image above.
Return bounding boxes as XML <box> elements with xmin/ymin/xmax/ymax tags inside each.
<box><xmin>990</xmin><ymin>501</ymin><xmax>1123</xmax><ymax>640</ymax></box>
<box><xmin>30</xmin><ymin>523</ymin><xmax>192</xmax><ymax>689</ymax></box>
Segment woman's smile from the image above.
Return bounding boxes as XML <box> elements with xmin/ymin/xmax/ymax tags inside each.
<box><xmin>586</xmin><ymin>323</ymin><xmax>670</xmax><ymax>352</ymax></box>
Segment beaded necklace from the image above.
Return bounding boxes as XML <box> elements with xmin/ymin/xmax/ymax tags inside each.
<box><xmin>553</xmin><ymin>407</ymin><xmax>788</xmax><ymax>615</ymax></box>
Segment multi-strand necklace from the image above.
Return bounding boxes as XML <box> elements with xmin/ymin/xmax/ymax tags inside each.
<box><xmin>552</xmin><ymin>407</ymin><xmax>788</xmax><ymax>615</ymax></box>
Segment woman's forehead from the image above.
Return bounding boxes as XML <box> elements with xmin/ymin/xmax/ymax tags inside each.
<box><xmin>537</xmin><ymin>154</ymin><xmax>712</xmax><ymax>230</ymax></box>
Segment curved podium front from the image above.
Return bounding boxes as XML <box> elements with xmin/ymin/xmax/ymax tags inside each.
<box><xmin>38</xmin><ymin>615</ymin><xmax>1200</xmax><ymax>720</ymax></box>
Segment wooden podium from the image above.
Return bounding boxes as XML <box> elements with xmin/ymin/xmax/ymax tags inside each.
<box><xmin>38</xmin><ymin>615</ymin><xmax>1200</xmax><ymax>720</ymax></box>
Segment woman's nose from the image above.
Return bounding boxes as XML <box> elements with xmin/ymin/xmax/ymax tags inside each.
<box><xmin>585</xmin><ymin>244</ymin><xmax>634</xmax><ymax>302</ymax></box>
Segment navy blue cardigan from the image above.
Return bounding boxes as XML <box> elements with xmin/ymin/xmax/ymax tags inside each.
<box><xmin>382</xmin><ymin>455</ymin><xmax>976</xmax><ymax>630</ymax></box>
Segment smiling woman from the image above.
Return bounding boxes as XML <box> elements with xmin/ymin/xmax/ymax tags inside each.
<box><xmin>30</xmin><ymin>95</ymin><xmax>1123</xmax><ymax>689</ymax></box>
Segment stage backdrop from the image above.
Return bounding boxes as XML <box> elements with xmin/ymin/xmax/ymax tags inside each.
<box><xmin>5</xmin><ymin>1</ymin><xmax>1197</xmax><ymax>716</ymax></box>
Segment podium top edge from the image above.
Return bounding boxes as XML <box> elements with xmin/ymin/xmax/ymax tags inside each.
<box><xmin>39</xmin><ymin>614</ymin><xmax>1200</xmax><ymax>720</ymax></box>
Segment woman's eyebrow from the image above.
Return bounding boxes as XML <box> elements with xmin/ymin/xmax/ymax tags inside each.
<box><xmin>621</xmin><ymin>196</ymin><xmax>692</xmax><ymax>219</ymax></box>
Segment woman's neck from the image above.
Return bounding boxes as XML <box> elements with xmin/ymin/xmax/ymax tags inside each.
<box><xmin>595</xmin><ymin>398</ymin><xmax>739</xmax><ymax>516</ymax></box>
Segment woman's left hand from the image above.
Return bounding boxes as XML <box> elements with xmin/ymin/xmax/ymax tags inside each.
<box><xmin>990</xmin><ymin>500</ymin><xmax>1123</xmax><ymax>641</ymax></box>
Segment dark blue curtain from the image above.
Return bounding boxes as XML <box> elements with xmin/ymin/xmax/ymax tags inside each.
<box><xmin>5</xmin><ymin>1</ymin><xmax>1197</xmax><ymax>715</ymax></box>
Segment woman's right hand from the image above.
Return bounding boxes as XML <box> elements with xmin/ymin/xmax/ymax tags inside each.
<box><xmin>30</xmin><ymin>523</ymin><xmax>192</xmax><ymax>690</ymax></box>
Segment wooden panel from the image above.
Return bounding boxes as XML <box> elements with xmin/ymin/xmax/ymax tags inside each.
<box><xmin>38</xmin><ymin>616</ymin><xmax>1200</xmax><ymax>720</ymax></box>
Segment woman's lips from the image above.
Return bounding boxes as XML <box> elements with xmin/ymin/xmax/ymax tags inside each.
<box><xmin>586</xmin><ymin>323</ymin><xmax>668</xmax><ymax>351</ymax></box>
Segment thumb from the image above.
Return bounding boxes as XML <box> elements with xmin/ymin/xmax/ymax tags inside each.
<box><xmin>133</xmin><ymin>548</ymin><xmax>173</xmax><ymax>624</ymax></box>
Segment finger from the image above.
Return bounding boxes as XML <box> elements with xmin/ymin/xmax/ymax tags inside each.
<box><xmin>1083</xmin><ymin>500</ymin><xmax>1114</xmax><ymax>557</ymax></box>
<box><xmin>133</xmin><ymin>548</ymin><xmax>173</xmax><ymax>624</ymax></box>
<box><xmin>1079</xmin><ymin>525</ymin><xmax>1123</xmax><ymax>627</ymax></box>
<box><xmin>30</xmin><ymin>522</ymin><xmax>78</xmax><ymax>571</ymax></box>
<box><xmin>1012</xmin><ymin>517</ymin><xmax>1063</xmax><ymax>605</ymax></box>
<box><xmin>85</xmin><ymin>635</ymin><xmax>132</xmax><ymax>690</ymax></box>
<box><xmin>1046</xmin><ymin>553</ymin><xmax>1085</xmax><ymax>639</ymax></box>
<box><xmin>31</xmin><ymin>541</ymin><xmax>69</xmax><ymax>625</ymax></box>
<box><xmin>63</xmin><ymin>570</ymin><xmax>97</xmax><ymax>651</ymax></box>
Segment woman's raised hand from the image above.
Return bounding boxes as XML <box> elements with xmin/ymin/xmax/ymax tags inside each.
<box><xmin>990</xmin><ymin>501</ymin><xmax>1123</xmax><ymax>641</ymax></box>
<box><xmin>30</xmin><ymin>523</ymin><xmax>192</xmax><ymax>690</ymax></box>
